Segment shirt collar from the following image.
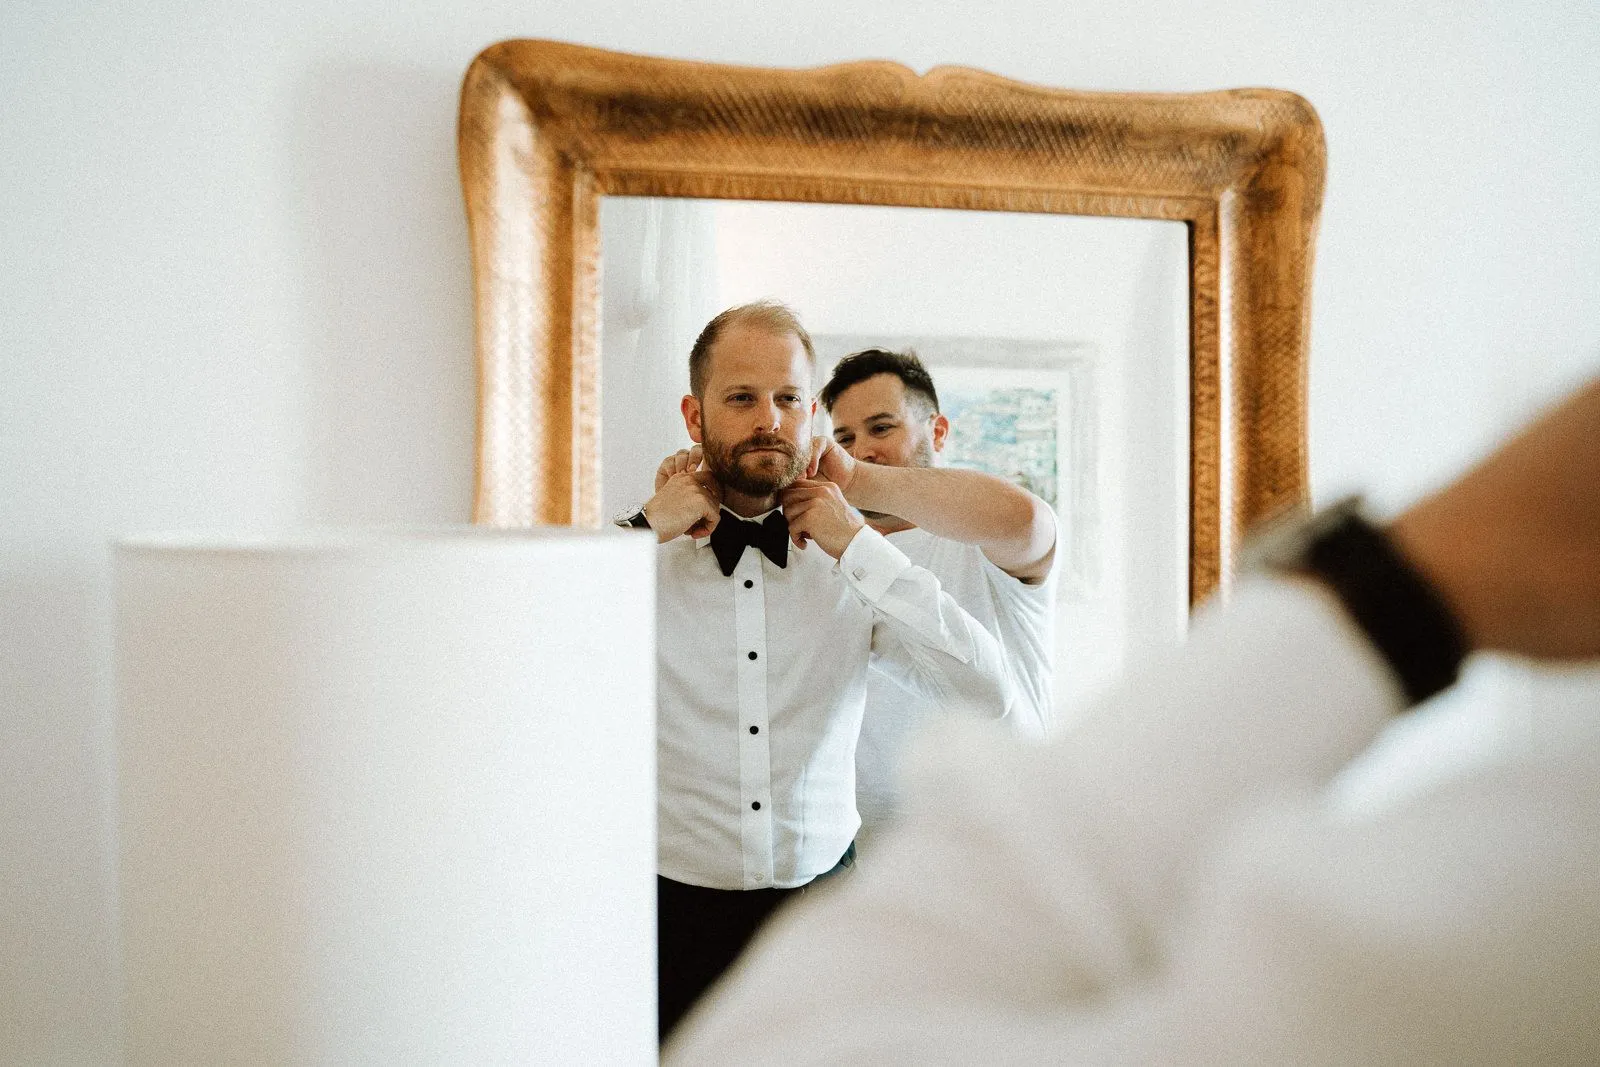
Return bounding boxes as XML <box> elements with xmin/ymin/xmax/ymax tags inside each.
<box><xmin>694</xmin><ymin>505</ymin><xmax>783</xmax><ymax>548</ymax></box>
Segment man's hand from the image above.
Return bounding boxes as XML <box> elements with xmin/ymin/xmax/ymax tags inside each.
<box><xmin>809</xmin><ymin>436</ymin><xmax>858</xmax><ymax>492</ymax></box>
<box><xmin>780</xmin><ymin>478</ymin><xmax>866</xmax><ymax>560</ymax></box>
<box><xmin>656</xmin><ymin>446</ymin><xmax>704</xmax><ymax>492</ymax></box>
<box><xmin>645</xmin><ymin>450</ymin><xmax>723</xmax><ymax>543</ymax></box>
<box><xmin>1388</xmin><ymin>376</ymin><xmax>1600</xmax><ymax>660</ymax></box>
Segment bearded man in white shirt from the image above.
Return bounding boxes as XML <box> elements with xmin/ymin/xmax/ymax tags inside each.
<box><xmin>629</xmin><ymin>301</ymin><xmax>1015</xmax><ymax>1041</ymax></box>
<box><xmin>669</xmin><ymin>377</ymin><xmax>1600</xmax><ymax>1064</ymax></box>
<box><xmin>817</xmin><ymin>347</ymin><xmax>1059</xmax><ymax>849</ymax></box>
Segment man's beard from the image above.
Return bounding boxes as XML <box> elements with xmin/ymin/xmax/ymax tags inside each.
<box><xmin>703</xmin><ymin>431</ymin><xmax>807</xmax><ymax>497</ymax></box>
<box><xmin>859</xmin><ymin>436</ymin><xmax>936</xmax><ymax>523</ymax></box>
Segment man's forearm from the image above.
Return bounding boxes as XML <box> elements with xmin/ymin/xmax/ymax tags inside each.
<box><xmin>845</xmin><ymin>464</ymin><xmax>1055</xmax><ymax>574</ymax></box>
<box><xmin>1385</xmin><ymin>377</ymin><xmax>1600</xmax><ymax>661</ymax></box>
<box><xmin>839</xmin><ymin>527</ymin><xmax>1015</xmax><ymax>721</ymax></box>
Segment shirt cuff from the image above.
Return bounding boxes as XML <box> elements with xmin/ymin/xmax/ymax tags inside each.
<box><xmin>837</xmin><ymin>525</ymin><xmax>914</xmax><ymax>603</ymax></box>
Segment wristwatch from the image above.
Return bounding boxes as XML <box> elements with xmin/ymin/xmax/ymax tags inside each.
<box><xmin>613</xmin><ymin>504</ymin><xmax>651</xmax><ymax>530</ymax></box>
<box><xmin>1240</xmin><ymin>496</ymin><xmax>1468</xmax><ymax>706</ymax></box>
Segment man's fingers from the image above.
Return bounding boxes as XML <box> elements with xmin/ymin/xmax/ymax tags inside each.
<box><xmin>783</xmin><ymin>498</ymin><xmax>815</xmax><ymax>548</ymax></box>
<box><xmin>657</xmin><ymin>447</ymin><xmax>700</xmax><ymax>491</ymax></box>
<box><xmin>694</xmin><ymin>471</ymin><xmax>724</xmax><ymax>504</ymax></box>
<box><xmin>655</xmin><ymin>453</ymin><xmax>679</xmax><ymax>491</ymax></box>
<box><xmin>688</xmin><ymin>477</ymin><xmax>722</xmax><ymax>539</ymax></box>
<box><xmin>814</xmin><ymin>437</ymin><xmax>854</xmax><ymax>490</ymax></box>
<box><xmin>805</xmin><ymin>437</ymin><xmax>827</xmax><ymax>479</ymax></box>
<box><xmin>780</xmin><ymin>479</ymin><xmax>839</xmax><ymax>504</ymax></box>
<box><xmin>688</xmin><ymin>500</ymin><xmax>721</xmax><ymax>540</ymax></box>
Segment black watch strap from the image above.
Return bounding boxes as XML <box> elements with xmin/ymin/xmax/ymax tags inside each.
<box><xmin>1248</xmin><ymin>498</ymin><xmax>1469</xmax><ymax>706</ymax></box>
<box><xmin>613</xmin><ymin>506</ymin><xmax>651</xmax><ymax>530</ymax></box>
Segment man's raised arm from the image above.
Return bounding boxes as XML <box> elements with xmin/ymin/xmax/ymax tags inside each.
<box><xmin>817</xmin><ymin>441</ymin><xmax>1056</xmax><ymax>583</ymax></box>
<box><xmin>779</xmin><ymin>467</ymin><xmax>1018</xmax><ymax>723</ymax></box>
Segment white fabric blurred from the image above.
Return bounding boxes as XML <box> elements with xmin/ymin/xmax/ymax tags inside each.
<box><xmin>671</xmin><ymin>578</ymin><xmax>1600</xmax><ymax>1064</ymax></box>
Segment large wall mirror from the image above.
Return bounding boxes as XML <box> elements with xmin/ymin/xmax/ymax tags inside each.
<box><xmin>457</xmin><ymin>39</ymin><xmax>1324</xmax><ymax>693</ymax></box>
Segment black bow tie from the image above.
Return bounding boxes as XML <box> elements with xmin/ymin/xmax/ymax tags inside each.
<box><xmin>708</xmin><ymin>511</ymin><xmax>789</xmax><ymax>576</ymax></box>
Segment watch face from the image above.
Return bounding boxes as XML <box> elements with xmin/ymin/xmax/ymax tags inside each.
<box><xmin>612</xmin><ymin>506</ymin><xmax>650</xmax><ymax>529</ymax></box>
<box><xmin>1237</xmin><ymin>495</ymin><xmax>1364</xmax><ymax>573</ymax></box>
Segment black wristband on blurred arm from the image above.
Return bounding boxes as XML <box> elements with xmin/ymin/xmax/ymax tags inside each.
<box><xmin>1244</xmin><ymin>496</ymin><xmax>1470</xmax><ymax>706</ymax></box>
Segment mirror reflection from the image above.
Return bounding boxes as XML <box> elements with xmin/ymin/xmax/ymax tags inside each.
<box><xmin>601</xmin><ymin>197</ymin><xmax>1192</xmax><ymax>707</ymax></box>
<box><xmin>599</xmin><ymin>197</ymin><xmax>1192</xmax><ymax>1041</ymax></box>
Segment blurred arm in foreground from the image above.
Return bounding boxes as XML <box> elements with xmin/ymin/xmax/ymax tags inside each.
<box><xmin>668</xmin><ymin>377</ymin><xmax>1600</xmax><ymax>1065</ymax></box>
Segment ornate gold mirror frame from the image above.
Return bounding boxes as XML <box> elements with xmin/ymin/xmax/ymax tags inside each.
<box><xmin>458</xmin><ymin>39</ymin><xmax>1324</xmax><ymax>603</ymax></box>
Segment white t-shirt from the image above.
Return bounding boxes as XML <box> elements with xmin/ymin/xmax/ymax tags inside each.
<box><xmin>655</xmin><ymin>513</ymin><xmax>1016</xmax><ymax>890</ymax></box>
<box><xmin>855</xmin><ymin>522</ymin><xmax>1057</xmax><ymax>843</ymax></box>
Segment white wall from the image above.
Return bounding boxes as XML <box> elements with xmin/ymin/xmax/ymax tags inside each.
<box><xmin>3</xmin><ymin>0</ymin><xmax>1597</xmax><ymax>1059</ymax></box>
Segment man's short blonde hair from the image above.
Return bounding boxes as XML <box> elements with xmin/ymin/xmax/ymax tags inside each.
<box><xmin>689</xmin><ymin>300</ymin><xmax>816</xmax><ymax>397</ymax></box>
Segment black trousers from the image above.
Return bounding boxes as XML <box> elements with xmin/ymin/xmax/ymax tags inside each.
<box><xmin>657</xmin><ymin>844</ymin><xmax>855</xmax><ymax>1042</ymax></box>
<box><xmin>656</xmin><ymin>877</ymin><xmax>799</xmax><ymax>1042</ymax></box>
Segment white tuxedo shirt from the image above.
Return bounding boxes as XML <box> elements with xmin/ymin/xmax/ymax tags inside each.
<box><xmin>656</xmin><ymin>514</ymin><xmax>1015</xmax><ymax>890</ymax></box>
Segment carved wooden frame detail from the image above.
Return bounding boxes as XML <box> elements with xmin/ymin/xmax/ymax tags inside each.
<box><xmin>458</xmin><ymin>39</ymin><xmax>1325</xmax><ymax>603</ymax></box>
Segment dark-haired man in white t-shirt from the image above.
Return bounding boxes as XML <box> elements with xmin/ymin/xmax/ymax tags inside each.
<box><xmin>819</xmin><ymin>347</ymin><xmax>1059</xmax><ymax>846</ymax></box>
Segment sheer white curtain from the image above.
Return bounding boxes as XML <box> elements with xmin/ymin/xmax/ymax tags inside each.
<box><xmin>600</xmin><ymin>197</ymin><xmax>722</xmax><ymax>522</ymax></box>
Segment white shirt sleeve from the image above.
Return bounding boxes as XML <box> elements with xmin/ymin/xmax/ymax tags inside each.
<box><xmin>836</xmin><ymin>525</ymin><xmax>1015</xmax><ymax>721</ymax></box>
<box><xmin>975</xmin><ymin>515</ymin><xmax>1058</xmax><ymax>740</ymax></box>
<box><xmin>664</xmin><ymin>578</ymin><xmax>1600</xmax><ymax>1064</ymax></box>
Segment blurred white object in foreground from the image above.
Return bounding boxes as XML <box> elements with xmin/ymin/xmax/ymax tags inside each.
<box><xmin>115</xmin><ymin>527</ymin><xmax>656</xmax><ymax>1065</ymax></box>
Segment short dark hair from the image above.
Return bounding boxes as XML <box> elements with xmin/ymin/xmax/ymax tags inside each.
<box><xmin>688</xmin><ymin>301</ymin><xmax>816</xmax><ymax>397</ymax></box>
<box><xmin>820</xmin><ymin>348</ymin><xmax>940</xmax><ymax>415</ymax></box>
